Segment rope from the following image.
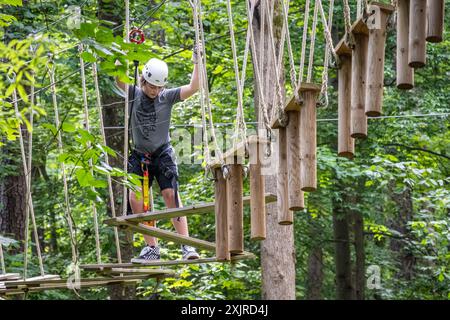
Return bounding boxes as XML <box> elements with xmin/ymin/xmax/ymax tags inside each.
<box><xmin>92</xmin><ymin>61</ymin><xmax>122</xmax><ymax>264</ymax></box>
<box><xmin>298</xmin><ymin>0</ymin><xmax>311</xmax><ymax>84</ymax></box>
<box><xmin>123</xmin><ymin>0</ymin><xmax>130</xmax><ymax>216</ymax></box>
<box><xmin>244</xmin><ymin>0</ymin><xmax>272</xmax><ymax>134</ymax></box>
<box><xmin>225</xmin><ymin>0</ymin><xmax>248</xmax><ymax>151</ymax></box>
<box><xmin>281</xmin><ymin>0</ymin><xmax>300</xmax><ymax>103</ymax></box>
<box><xmin>79</xmin><ymin>44</ymin><xmax>102</xmax><ymax>264</ymax></box>
<box><xmin>343</xmin><ymin>0</ymin><xmax>355</xmax><ymax>48</ymax></box>
<box><xmin>307</xmin><ymin>0</ymin><xmax>319</xmax><ymax>83</ymax></box>
<box><xmin>47</xmin><ymin>63</ymin><xmax>79</xmax><ymax>272</ymax></box>
<box><xmin>12</xmin><ymin>89</ymin><xmax>45</xmax><ymax>277</ymax></box>
<box><xmin>318</xmin><ymin>0</ymin><xmax>335</xmax><ymax>107</ymax></box>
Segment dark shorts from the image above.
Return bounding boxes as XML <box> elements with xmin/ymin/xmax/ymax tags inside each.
<box><xmin>127</xmin><ymin>145</ymin><xmax>179</xmax><ymax>192</ymax></box>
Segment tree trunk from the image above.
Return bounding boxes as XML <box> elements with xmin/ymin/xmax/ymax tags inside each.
<box><xmin>388</xmin><ymin>181</ymin><xmax>415</xmax><ymax>281</ymax></box>
<box><xmin>352</xmin><ymin>210</ymin><xmax>365</xmax><ymax>300</ymax></box>
<box><xmin>333</xmin><ymin>193</ymin><xmax>354</xmax><ymax>300</ymax></box>
<box><xmin>252</xmin><ymin>0</ymin><xmax>296</xmax><ymax>300</ymax></box>
<box><xmin>0</xmin><ymin>142</ymin><xmax>27</xmax><ymax>250</ymax></box>
<box><xmin>306</xmin><ymin>246</ymin><xmax>324</xmax><ymax>300</ymax></box>
<box><xmin>97</xmin><ymin>0</ymin><xmax>135</xmax><ymax>300</ymax></box>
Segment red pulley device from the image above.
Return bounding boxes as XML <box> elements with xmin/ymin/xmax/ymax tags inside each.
<box><xmin>129</xmin><ymin>27</ymin><xmax>145</xmax><ymax>44</ymax></box>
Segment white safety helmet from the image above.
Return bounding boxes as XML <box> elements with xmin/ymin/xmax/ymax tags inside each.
<box><xmin>142</xmin><ymin>58</ymin><xmax>168</xmax><ymax>87</ymax></box>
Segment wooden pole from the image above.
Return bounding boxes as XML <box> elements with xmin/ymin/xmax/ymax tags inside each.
<box><xmin>249</xmin><ymin>141</ymin><xmax>266</xmax><ymax>240</ymax></box>
<box><xmin>214</xmin><ymin>167</ymin><xmax>230</xmax><ymax>261</ymax></box>
<box><xmin>277</xmin><ymin>127</ymin><xmax>293</xmax><ymax>225</ymax></box>
<box><xmin>351</xmin><ymin>19</ymin><xmax>369</xmax><ymax>138</ymax></box>
<box><xmin>409</xmin><ymin>0</ymin><xmax>427</xmax><ymax>68</ymax></box>
<box><xmin>336</xmin><ymin>41</ymin><xmax>355</xmax><ymax>159</ymax></box>
<box><xmin>365</xmin><ymin>3</ymin><xmax>394</xmax><ymax>117</ymax></box>
<box><xmin>300</xmin><ymin>87</ymin><xmax>319</xmax><ymax>192</ymax></box>
<box><xmin>287</xmin><ymin>111</ymin><xmax>304</xmax><ymax>211</ymax></box>
<box><xmin>426</xmin><ymin>0</ymin><xmax>445</xmax><ymax>43</ymax></box>
<box><xmin>397</xmin><ymin>0</ymin><xmax>415</xmax><ymax>89</ymax></box>
<box><xmin>227</xmin><ymin>162</ymin><xmax>244</xmax><ymax>254</ymax></box>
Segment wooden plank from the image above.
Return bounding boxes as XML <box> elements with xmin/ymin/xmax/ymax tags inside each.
<box><xmin>0</xmin><ymin>273</ymin><xmax>21</xmax><ymax>281</ymax></box>
<box><xmin>104</xmin><ymin>193</ymin><xmax>277</xmax><ymax>226</ymax></box>
<box><xmin>335</xmin><ymin>38</ymin><xmax>352</xmax><ymax>56</ymax></box>
<box><xmin>284</xmin><ymin>82</ymin><xmax>321</xmax><ymax>112</ymax></box>
<box><xmin>0</xmin><ymin>275</ymin><xmax>164</xmax><ymax>295</ymax></box>
<box><xmin>81</xmin><ymin>253</ymin><xmax>256</xmax><ymax>270</ymax></box>
<box><xmin>370</xmin><ymin>1</ymin><xmax>395</xmax><ymax>13</ymax></box>
<box><xmin>119</xmin><ymin>221</ymin><xmax>217</xmax><ymax>252</ymax></box>
<box><xmin>350</xmin><ymin>17</ymin><xmax>369</xmax><ymax>35</ymax></box>
<box><xmin>2</xmin><ymin>274</ymin><xmax>160</xmax><ymax>289</ymax></box>
<box><xmin>107</xmin><ymin>268</ymin><xmax>175</xmax><ymax>275</ymax></box>
<box><xmin>209</xmin><ymin>135</ymin><xmax>269</xmax><ymax>169</ymax></box>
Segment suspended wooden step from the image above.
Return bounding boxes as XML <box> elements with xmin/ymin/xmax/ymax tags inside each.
<box><xmin>426</xmin><ymin>0</ymin><xmax>444</xmax><ymax>43</ymax></box>
<box><xmin>409</xmin><ymin>0</ymin><xmax>427</xmax><ymax>68</ymax></box>
<box><xmin>0</xmin><ymin>273</ymin><xmax>21</xmax><ymax>281</ymax></box>
<box><xmin>365</xmin><ymin>2</ymin><xmax>394</xmax><ymax>117</ymax></box>
<box><xmin>227</xmin><ymin>163</ymin><xmax>244</xmax><ymax>254</ymax></box>
<box><xmin>104</xmin><ymin>193</ymin><xmax>276</xmax><ymax>226</ymax></box>
<box><xmin>81</xmin><ymin>253</ymin><xmax>256</xmax><ymax>271</ymax></box>
<box><xmin>214</xmin><ymin>167</ymin><xmax>230</xmax><ymax>261</ymax></box>
<box><xmin>286</xmin><ymin>83</ymin><xmax>321</xmax><ymax>192</ymax></box>
<box><xmin>100</xmin><ymin>268</ymin><xmax>176</xmax><ymax>276</ymax></box>
<box><xmin>0</xmin><ymin>274</ymin><xmax>165</xmax><ymax>296</ymax></box>
<box><xmin>350</xmin><ymin>18</ymin><xmax>369</xmax><ymax>138</ymax></box>
<box><xmin>276</xmin><ymin>127</ymin><xmax>292</xmax><ymax>224</ymax></box>
<box><xmin>335</xmin><ymin>39</ymin><xmax>355</xmax><ymax>159</ymax></box>
<box><xmin>397</xmin><ymin>0</ymin><xmax>414</xmax><ymax>90</ymax></box>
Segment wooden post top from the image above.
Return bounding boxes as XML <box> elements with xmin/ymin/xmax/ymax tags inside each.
<box><xmin>351</xmin><ymin>17</ymin><xmax>369</xmax><ymax>35</ymax></box>
<box><xmin>335</xmin><ymin>38</ymin><xmax>352</xmax><ymax>57</ymax></box>
<box><xmin>284</xmin><ymin>82</ymin><xmax>321</xmax><ymax>112</ymax></box>
<box><xmin>369</xmin><ymin>2</ymin><xmax>395</xmax><ymax>13</ymax></box>
<box><xmin>208</xmin><ymin>135</ymin><xmax>270</xmax><ymax>169</ymax></box>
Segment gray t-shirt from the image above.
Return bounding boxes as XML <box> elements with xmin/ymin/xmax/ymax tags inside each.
<box><xmin>128</xmin><ymin>85</ymin><xmax>182</xmax><ymax>153</ymax></box>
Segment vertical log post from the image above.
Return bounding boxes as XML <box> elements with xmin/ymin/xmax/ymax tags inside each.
<box><xmin>276</xmin><ymin>127</ymin><xmax>292</xmax><ymax>224</ymax></box>
<box><xmin>397</xmin><ymin>0</ymin><xmax>415</xmax><ymax>89</ymax></box>
<box><xmin>249</xmin><ymin>140</ymin><xmax>266</xmax><ymax>240</ymax></box>
<box><xmin>351</xmin><ymin>19</ymin><xmax>369</xmax><ymax>138</ymax></box>
<box><xmin>285</xmin><ymin>110</ymin><xmax>304</xmax><ymax>212</ymax></box>
<box><xmin>299</xmin><ymin>84</ymin><xmax>321</xmax><ymax>192</ymax></box>
<box><xmin>336</xmin><ymin>40</ymin><xmax>354</xmax><ymax>159</ymax></box>
<box><xmin>214</xmin><ymin>167</ymin><xmax>230</xmax><ymax>261</ymax></box>
<box><xmin>426</xmin><ymin>0</ymin><xmax>445</xmax><ymax>43</ymax></box>
<box><xmin>409</xmin><ymin>0</ymin><xmax>427</xmax><ymax>68</ymax></box>
<box><xmin>365</xmin><ymin>3</ymin><xmax>394</xmax><ymax>117</ymax></box>
<box><xmin>227</xmin><ymin>161</ymin><xmax>244</xmax><ymax>254</ymax></box>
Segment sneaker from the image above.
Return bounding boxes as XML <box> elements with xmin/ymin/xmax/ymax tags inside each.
<box><xmin>181</xmin><ymin>244</ymin><xmax>200</xmax><ymax>260</ymax></box>
<box><xmin>131</xmin><ymin>245</ymin><xmax>160</xmax><ymax>263</ymax></box>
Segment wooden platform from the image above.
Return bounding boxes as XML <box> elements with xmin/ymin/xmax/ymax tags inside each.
<box><xmin>81</xmin><ymin>252</ymin><xmax>256</xmax><ymax>271</ymax></box>
<box><xmin>284</xmin><ymin>82</ymin><xmax>321</xmax><ymax>112</ymax></box>
<box><xmin>0</xmin><ymin>274</ymin><xmax>170</xmax><ymax>296</ymax></box>
<box><xmin>104</xmin><ymin>193</ymin><xmax>276</xmax><ymax>226</ymax></box>
<box><xmin>0</xmin><ymin>273</ymin><xmax>21</xmax><ymax>281</ymax></box>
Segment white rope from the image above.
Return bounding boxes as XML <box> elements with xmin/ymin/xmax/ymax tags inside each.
<box><xmin>79</xmin><ymin>44</ymin><xmax>101</xmax><ymax>264</ymax></box>
<box><xmin>197</xmin><ymin>0</ymin><xmax>223</xmax><ymax>165</ymax></box>
<box><xmin>122</xmin><ymin>0</ymin><xmax>130</xmax><ymax>217</ymax></box>
<box><xmin>343</xmin><ymin>0</ymin><xmax>355</xmax><ymax>47</ymax></box>
<box><xmin>318</xmin><ymin>0</ymin><xmax>335</xmax><ymax>107</ymax></box>
<box><xmin>225</xmin><ymin>0</ymin><xmax>249</xmax><ymax>150</ymax></box>
<box><xmin>92</xmin><ymin>61</ymin><xmax>122</xmax><ymax>264</ymax></box>
<box><xmin>307</xmin><ymin>0</ymin><xmax>319</xmax><ymax>83</ymax></box>
<box><xmin>357</xmin><ymin>0</ymin><xmax>362</xmax><ymax>18</ymax></box>
<box><xmin>47</xmin><ymin>64</ymin><xmax>79</xmax><ymax>270</ymax></box>
<box><xmin>281</xmin><ymin>0</ymin><xmax>300</xmax><ymax>103</ymax></box>
<box><xmin>12</xmin><ymin>89</ymin><xmax>45</xmax><ymax>277</ymax></box>
<box><xmin>244</xmin><ymin>0</ymin><xmax>271</xmax><ymax>133</ymax></box>
<box><xmin>298</xmin><ymin>0</ymin><xmax>311</xmax><ymax>84</ymax></box>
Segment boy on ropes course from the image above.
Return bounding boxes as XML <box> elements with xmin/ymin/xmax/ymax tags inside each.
<box><xmin>115</xmin><ymin>43</ymin><xmax>202</xmax><ymax>262</ymax></box>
